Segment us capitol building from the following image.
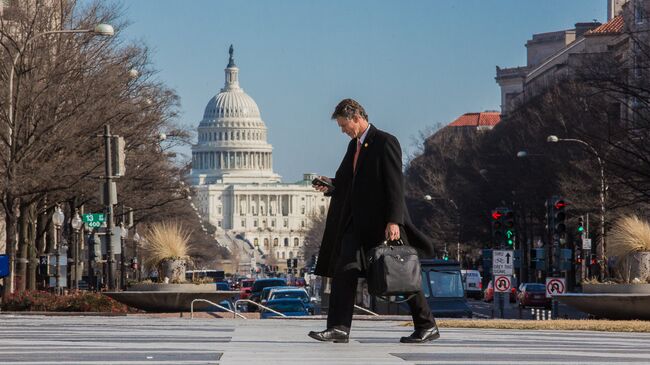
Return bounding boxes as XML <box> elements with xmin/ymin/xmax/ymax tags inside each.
<box><xmin>188</xmin><ymin>46</ymin><xmax>328</xmax><ymax>274</ymax></box>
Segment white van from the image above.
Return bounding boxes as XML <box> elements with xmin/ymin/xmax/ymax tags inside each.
<box><xmin>461</xmin><ymin>269</ymin><xmax>482</xmax><ymax>299</ymax></box>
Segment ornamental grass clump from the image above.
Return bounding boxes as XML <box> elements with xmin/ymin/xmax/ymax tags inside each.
<box><xmin>607</xmin><ymin>215</ymin><xmax>650</xmax><ymax>283</ymax></box>
<box><xmin>142</xmin><ymin>221</ymin><xmax>193</xmax><ymax>283</ymax></box>
<box><xmin>607</xmin><ymin>215</ymin><xmax>650</xmax><ymax>257</ymax></box>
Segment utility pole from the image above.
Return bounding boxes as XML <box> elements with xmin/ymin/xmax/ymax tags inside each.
<box><xmin>103</xmin><ymin>125</ymin><xmax>115</xmax><ymax>290</ymax></box>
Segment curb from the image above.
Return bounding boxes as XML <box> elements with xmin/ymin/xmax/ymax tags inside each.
<box><xmin>0</xmin><ymin>311</ymin><xmax>127</xmax><ymax>317</ymax></box>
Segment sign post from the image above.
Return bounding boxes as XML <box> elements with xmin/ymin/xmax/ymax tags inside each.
<box><xmin>492</xmin><ymin>250</ymin><xmax>514</xmax><ymax>318</ymax></box>
<box><xmin>546</xmin><ymin>277</ymin><xmax>566</xmax><ymax>319</ymax></box>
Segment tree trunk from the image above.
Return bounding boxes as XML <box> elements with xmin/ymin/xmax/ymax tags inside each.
<box><xmin>16</xmin><ymin>203</ymin><xmax>28</xmax><ymax>292</ymax></box>
<box><xmin>2</xmin><ymin>193</ymin><xmax>19</xmax><ymax>301</ymax></box>
<box><xmin>35</xmin><ymin>198</ymin><xmax>49</xmax><ymax>289</ymax></box>
<box><xmin>26</xmin><ymin>202</ymin><xmax>37</xmax><ymax>291</ymax></box>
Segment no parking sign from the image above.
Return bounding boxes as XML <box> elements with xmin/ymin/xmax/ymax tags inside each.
<box><xmin>545</xmin><ymin>277</ymin><xmax>566</xmax><ymax>298</ymax></box>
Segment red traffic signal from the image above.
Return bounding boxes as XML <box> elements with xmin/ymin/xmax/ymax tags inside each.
<box><xmin>554</xmin><ymin>200</ymin><xmax>567</xmax><ymax>209</ymax></box>
<box><xmin>492</xmin><ymin>211</ymin><xmax>503</xmax><ymax>220</ymax></box>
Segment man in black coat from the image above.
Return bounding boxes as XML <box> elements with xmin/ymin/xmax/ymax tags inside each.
<box><xmin>308</xmin><ymin>99</ymin><xmax>440</xmax><ymax>344</ymax></box>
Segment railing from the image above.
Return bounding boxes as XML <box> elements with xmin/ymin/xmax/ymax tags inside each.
<box><xmin>353</xmin><ymin>305</ymin><xmax>379</xmax><ymax>316</ymax></box>
<box><xmin>190</xmin><ymin>299</ymin><xmax>247</xmax><ymax>319</ymax></box>
<box><xmin>234</xmin><ymin>299</ymin><xmax>287</xmax><ymax>318</ymax></box>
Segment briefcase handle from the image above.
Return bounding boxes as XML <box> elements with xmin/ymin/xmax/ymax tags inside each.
<box><xmin>381</xmin><ymin>238</ymin><xmax>405</xmax><ymax>246</ymax></box>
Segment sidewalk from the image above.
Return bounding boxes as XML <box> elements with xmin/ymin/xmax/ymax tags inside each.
<box><xmin>2</xmin><ymin>314</ymin><xmax>650</xmax><ymax>364</ymax></box>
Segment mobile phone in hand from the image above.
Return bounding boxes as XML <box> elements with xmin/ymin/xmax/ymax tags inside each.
<box><xmin>311</xmin><ymin>177</ymin><xmax>335</xmax><ymax>191</ymax></box>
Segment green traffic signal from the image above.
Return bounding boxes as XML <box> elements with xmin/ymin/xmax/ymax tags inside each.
<box><xmin>577</xmin><ymin>226</ymin><xmax>584</xmax><ymax>232</ymax></box>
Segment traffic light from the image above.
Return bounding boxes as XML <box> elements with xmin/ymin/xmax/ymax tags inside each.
<box><xmin>491</xmin><ymin>209</ymin><xmax>504</xmax><ymax>246</ymax></box>
<box><xmin>552</xmin><ymin>198</ymin><xmax>566</xmax><ymax>234</ymax></box>
<box><xmin>442</xmin><ymin>250</ymin><xmax>449</xmax><ymax>261</ymax></box>
<box><xmin>292</xmin><ymin>258</ymin><xmax>298</xmax><ymax>268</ymax></box>
<box><xmin>577</xmin><ymin>215</ymin><xmax>585</xmax><ymax>234</ymax></box>
<box><xmin>286</xmin><ymin>258</ymin><xmax>291</xmax><ymax>268</ymax></box>
<box><xmin>504</xmin><ymin>209</ymin><xmax>515</xmax><ymax>246</ymax></box>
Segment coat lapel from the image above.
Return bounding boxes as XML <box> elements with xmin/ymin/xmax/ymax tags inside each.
<box><xmin>354</xmin><ymin>124</ymin><xmax>376</xmax><ymax>176</ymax></box>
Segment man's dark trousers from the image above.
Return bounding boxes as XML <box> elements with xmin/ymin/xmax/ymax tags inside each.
<box><xmin>326</xmin><ymin>228</ymin><xmax>436</xmax><ymax>333</ymax></box>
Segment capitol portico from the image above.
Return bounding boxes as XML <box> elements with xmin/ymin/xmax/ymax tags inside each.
<box><xmin>189</xmin><ymin>46</ymin><xmax>328</xmax><ymax>274</ymax></box>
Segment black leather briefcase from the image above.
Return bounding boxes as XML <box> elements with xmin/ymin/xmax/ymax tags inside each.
<box><xmin>365</xmin><ymin>239</ymin><xmax>422</xmax><ymax>298</ymax></box>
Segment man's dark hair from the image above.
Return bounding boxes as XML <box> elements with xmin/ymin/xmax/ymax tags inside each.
<box><xmin>331</xmin><ymin>98</ymin><xmax>368</xmax><ymax>121</ymax></box>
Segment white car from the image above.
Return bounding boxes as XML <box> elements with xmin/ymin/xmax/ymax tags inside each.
<box><xmin>461</xmin><ymin>269</ymin><xmax>483</xmax><ymax>299</ymax></box>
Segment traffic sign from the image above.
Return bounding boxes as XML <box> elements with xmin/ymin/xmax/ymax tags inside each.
<box><xmin>83</xmin><ymin>213</ymin><xmax>105</xmax><ymax>228</ymax></box>
<box><xmin>582</xmin><ymin>238</ymin><xmax>592</xmax><ymax>250</ymax></box>
<box><xmin>494</xmin><ymin>275</ymin><xmax>511</xmax><ymax>293</ymax></box>
<box><xmin>545</xmin><ymin>277</ymin><xmax>566</xmax><ymax>298</ymax></box>
<box><xmin>492</xmin><ymin>250</ymin><xmax>514</xmax><ymax>275</ymax></box>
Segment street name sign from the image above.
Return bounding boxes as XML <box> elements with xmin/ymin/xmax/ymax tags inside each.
<box><xmin>83</xmin><ymin>213</ymin><xmax>106</xmax><ymax>228</ymax></box>
<box><xmin>492</xmin><ymin>250</ymin><xmax>514</xmax><ymax>275</ymax></box>
<box><xmin>545</xmin><ymin>277</ymin><xmax>566</xmax><ymax>298</ymax></box>
<box><xmin>494</xmin><ymin>275</ymin><xmax>511</xmax><ymax>293</ymax></box>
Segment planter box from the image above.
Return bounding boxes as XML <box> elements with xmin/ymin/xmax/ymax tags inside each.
<box><xmin>128</xmin><ymin>283</ymin><xmax>216</xmax><ymax>292</ymax></box>
<box><xmin>582</xmin><ymin>283</ymin><xmax>650</xmax><ymax>294</ymax></box>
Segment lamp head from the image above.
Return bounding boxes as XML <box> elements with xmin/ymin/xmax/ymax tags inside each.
<box><xmin>93</xmin><ymin>24</ymin><xmax>114</xmax><ymax>36</ymax></box>
<box><xmin>517</xmin><ymin>150</ymin><xmax>528</xmax><ymax>158</ymax></box>
<box><xmin>547</xmin><ymin>135</ymin><xmax>559</xmax><ymax>143</ymax></box>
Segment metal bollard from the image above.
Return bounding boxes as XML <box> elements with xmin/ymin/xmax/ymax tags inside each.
<box><xmin>547</xmin><ymin>310</ymin><xmax>552</xmax><ymax>320</ymax></box>
<box><xmin>535</xmin><ymin>308</ymin><xmax>540</xmax><ymax>320</ymax></box>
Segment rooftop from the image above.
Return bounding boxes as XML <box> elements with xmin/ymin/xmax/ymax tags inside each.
<box><xmin>586</xmin><ymin>15</ymin><xmax>624</xmax><ymax>35</ymax></box>
<box><xmin>448</xmin><ymin>112</ymin><xmax>501</xmax><ymax>128</ymax></box>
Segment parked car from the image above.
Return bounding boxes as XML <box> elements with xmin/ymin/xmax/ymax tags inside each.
<box><xmin>483</xmin><ymin>280</ymin><xmax>517</xmax><ymax>303</ymax></box>
<box><xmin>215</xmin><ymin>281</ymin><xmax>231</xmax><ymax>291</ymax></box>
<box><xmin>248</xmin><ymin>278</ymin><xmax>287</xmax><ymax>311</ymax></box>
<box><xmin>267</xmin><ymin>287</ymin><xmax>315</xmax><ymax>314</ymax></box>
<box><xmin>461</xmin><ymin>269</ymin><xmax>483</xmax><ymax>299</ymax></box>
<box><xmin>260</xmin><ymin>285</ymin><xmax>293</xmax><ymax>305</ymax></box>
<box><xmin>517</xmin><ymin>283</ymin><xmax>550</xmax><ymax>309</ymax></box>
<box><xmin>260</xmin><ymin>298</ymin><xmax>309</xmax><ymax>319</ymax></box>
<box><xmin>239</xmin><ymin>279</ymin><xmax>255</xmax><ymax>300</ymax></box>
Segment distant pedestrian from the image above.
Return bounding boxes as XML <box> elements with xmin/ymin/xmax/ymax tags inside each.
<box><xmin>308</xmin><ymin>98</ymin><xmax>439</xmax><ymax>344</ymax></box>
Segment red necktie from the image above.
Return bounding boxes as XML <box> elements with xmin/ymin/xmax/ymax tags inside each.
<box><xmin>353</xmin><ymin>138</ymin><xmax>361</xmax><ymax>172</ymax></box>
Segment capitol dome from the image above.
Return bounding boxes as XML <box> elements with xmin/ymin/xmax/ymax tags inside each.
<box><xmin>190</xmin><ymin>45</ymin><xmax>280</xmax><ymax>185</ymax></box>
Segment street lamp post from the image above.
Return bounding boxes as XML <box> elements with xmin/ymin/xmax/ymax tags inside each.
<box><xmin>52</xmin><ymin>206</ymin><xmax>65</xmax><ymax>294</ymax></box>
<box><xmin>3</xmin><ymin>24</ymin><xmax>114</xmax><ymax>296</ymax></box>
<box><xmin>424</xmin><ymin>195</ymin><xmax>460</xmax><ymax>263</ymax></box>
<box><xmin>133</xmin><ymin>232</ymin><xmax>141</xmax><ymax>282</ymax></box>
<box><xmin>71</xmin><ymin>211</ymin><xmax>83</xmax><ymax>290</ymax></box>
<box><xmin>547</xmin><ymin>135</ymin><xmax>607</xmax><ymax>281</ymax></box>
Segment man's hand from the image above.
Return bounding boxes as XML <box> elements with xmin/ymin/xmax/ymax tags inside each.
<box><xmin>385</xmin><ymin>222</ymin><xmax>400</xmax><ymax>241</ymax></box>
<box><xmin>312</xmin><ymin>176</ymin><xmax>332</xmax><ymax>193</ymax></box>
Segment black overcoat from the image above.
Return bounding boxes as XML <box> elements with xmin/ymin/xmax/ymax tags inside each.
<box><xmin>314</xmin><ymin>124</ymin><xmax>435</xmax><ymax>278</ymax></box>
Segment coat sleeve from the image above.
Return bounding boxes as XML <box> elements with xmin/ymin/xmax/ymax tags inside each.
<box><xmin>382</xmin><ymin>135</ymin><xmax>404</xmax><ymax>225</ymax></box>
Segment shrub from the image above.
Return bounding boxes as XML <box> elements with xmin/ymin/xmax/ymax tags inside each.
<box><xmin>1</xmin><ymin>291</ymin><xmax>132</xmax><ymax>313</ymax></box>
<box><xmin>607</xmin><ymin>215</ymin><xmax>650</xmax><ymax>257</ymax></box>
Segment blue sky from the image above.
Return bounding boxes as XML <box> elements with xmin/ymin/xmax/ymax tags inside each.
<box><xmin>102</xmin><ymin>0</ymin><xmax>605</xmax><ymax>182</ymax></box>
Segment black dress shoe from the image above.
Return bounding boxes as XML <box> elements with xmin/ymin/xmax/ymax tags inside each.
<box><xmin>308</xmin><ymin>328</ymin><xmax>349</xmax><ymax>343</ymax></box>
<box><xmin>400</xmin><ymin>325</ymin><xmax>440</xmax><ymax>343</ymax></box>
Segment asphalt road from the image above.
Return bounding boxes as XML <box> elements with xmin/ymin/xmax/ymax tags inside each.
<box><xmin>467</xmin><ymin>298</ymin><xmax>589</xmax><ymax>320</ymax></box>
<box><xmin>1</xmin><ymin>314</ymin><xmax>647</xmax><ymax>364</ymax></box>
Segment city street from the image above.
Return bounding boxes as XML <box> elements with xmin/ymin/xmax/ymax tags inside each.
<box><xmin>467</xmin><ymin>298</ymin><xmax>588</xmax><ymax>320</ymax></box>
<box><xmin>1</xmin><ymin>314</ymin><xmax>649</xmax><ymax>364</ymax></box>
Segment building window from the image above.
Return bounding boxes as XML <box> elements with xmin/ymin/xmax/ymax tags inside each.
<box><xmin>282</xmin><ymin>252</ymin><xmax>285</xmax><ymax>259</ymax></box>
<box><xmin>284</xmin><ymin>238</ymin><xmax>289</xmax><ymax>247</ymax></box>
<box><xmin>241</xmin><ymin>220</ymin><xmax>246</xmax><ymax>228</ymax></box>
<box><xmin>273</xmin><ymin>238</ymin><xmax>279</xmax><ymax>247</ymax></box>
<box><xmin>301</xmin><ymin>206</ymin><xmax>306</xmax><ymax>214</ymax></box>
<box><xmin>252</xmin><ymin>205</ymin><xmax>257</xmax><ymax>215</ymax></box>
<box><xmin>294</xmin><ymin>238</ymin><xmax>299</xmax><ymax>247</ymax></box>
<box><xmin>253</xmin><ymin>219</ymin><xmax>258</xmax><ymax>228</ymax></box>
<box><xmin>301</xmin><ymin>220</ymin><xmax>305</xmax><ymax>228</ymax></box>
<box><xmin>276</xmin><ymin>252</ymin><xmax>280</xmax><ymax>259</ymax></box>
<box><xmin>320</xmin><ymin>206</ymin><xmax>325</xmax><ymax>215</ymax></box>
<box><xmin>636</xmin><ymin>3</ymin><xmax>646</xmax><ymax>24</ymax></box>
<box><xmin>218</xmin><ymin>207</ymin><xmax>222</xmax><ymax>214</ymax></box>
<box><xmin>254</xmin><ymin>238</ymin><xmax>259</xmax><ymax>247</ymax></box>
<box><xmin>271</xmin><ymin>220</ymin><xmax>276</xmax><ymax>227</ymax></box>
<box><xmin>218</xmin><ymin>221</ymin><xmax>222</xmax><ymax>228</ymax></box>
<box><xmin>264</xmin><ymin>238</ymin><xmax>269</xmax><ymax>248</ymax></box>
<box><xmin>283</xmin><ymin>219</ymin><xmax>288</xmax><ymax>228</ymax></box>
<box><xmin>289</xmin><ymin>251</ymin><xmax>294</xmax><ymax>259</ymax></box>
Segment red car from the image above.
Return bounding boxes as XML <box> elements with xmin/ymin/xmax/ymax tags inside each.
<box><xmin>483</xmin><ymin>280</ymin><xmax>516</xmax><ymax>303</ymax></box>
<box><xmin>517</xmin><ymin>283</ymin><xmax>551</xmax><ymax>308</ymax></box>
<box><xmin>239</xmin><ymin>279</ymin><xmax>254</xmax><ymax>299</ymax></box>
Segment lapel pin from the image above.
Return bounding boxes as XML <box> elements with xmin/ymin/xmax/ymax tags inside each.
<box><xmin>364</xmin><ymin>143</ymin><xmax>368</xmax><ymax>147</ymax></box>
